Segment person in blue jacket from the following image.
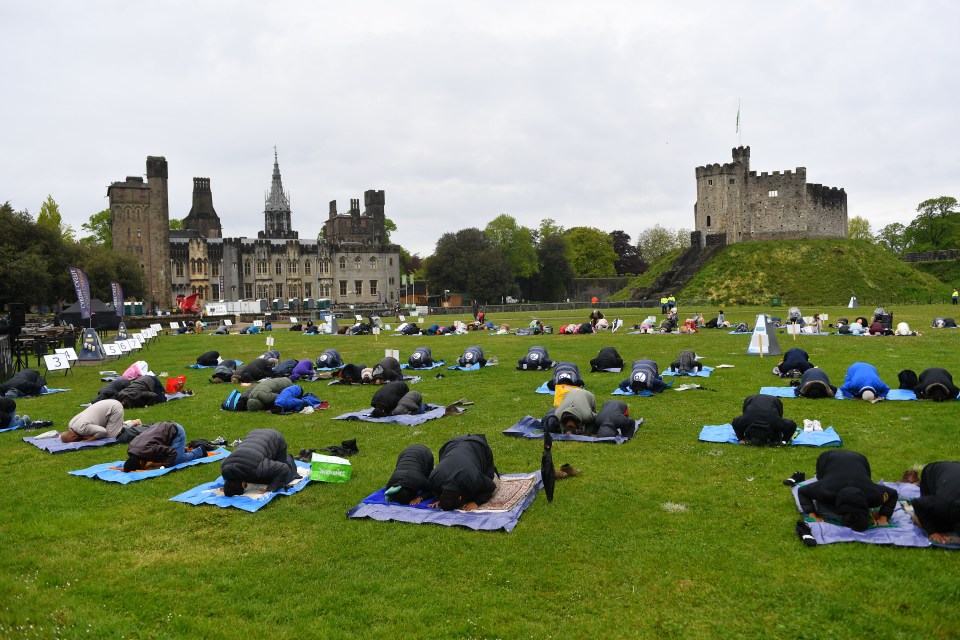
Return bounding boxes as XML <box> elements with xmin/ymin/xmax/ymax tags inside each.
<box><xmin>839</xmin><ymin>362</ymin><xmax>890</xmax><ymax>402</ymax></box>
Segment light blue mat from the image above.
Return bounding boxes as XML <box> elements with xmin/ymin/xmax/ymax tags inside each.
<box><xmin>611</xmin><ymin>388</ymin><xmax>654</xmax><ymax>397</ymax></box>
<box><xmin>400</xmin><ymin>361</ymin><xmax>447</xmax><ymax>370</ymax></box>
<box><xmin>663</xmin><ymin>366</ymin><xmax>714</xmax><ymax>378</ymax></box>
<box><xmin>169</xmin><ymin>461</ymin><xmax>312</xmax><ymax>513</ymax></box>
<box><xmin>69</xmin><ymin>448</ymin><xmax>229</xmax><ymax>484</ymax></box>
<box><xmin>698</xmin><ymin>424</ymin><xmax>842</xmax><ymax>447</ymax></box>
<box><xmin>332</xmin><ymin>404</ymin><xmax>448</xmax><ymax>425</ymax></box>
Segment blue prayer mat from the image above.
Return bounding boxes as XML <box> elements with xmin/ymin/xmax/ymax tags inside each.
<box><xmin>69</xmin><ymin>448</ymin><xmax>229</xmax><ymax>484</ymax></box>
<box><xmin>169</xmin><ymin>461</ymin><xmax>312</xmax><ymax>513</ymax></box>
<box><xmin>503</xmin><ymin>415</ymin><xmax>641</xmax><ymax>445</ymax></box>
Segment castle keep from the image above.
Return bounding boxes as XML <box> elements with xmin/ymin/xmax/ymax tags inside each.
<box><xmin>694</xmin><ymin>146</ymin><xmax>847</xmax><ymax>247</ymax></box>
<box><xmin>108</xmin><ymin>153</ymin><xmax>400</xmax><ymax>310</ymax></box>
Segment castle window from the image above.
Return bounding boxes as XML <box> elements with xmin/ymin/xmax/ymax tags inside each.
<box><xmin>706</xmin><ymin>216</ymin><xmax>711</xmax><ymax>228</ymax></box>
<box><xmin>389</xmin><ymin>258</ymin><xmax>394</xmax><ymax>266</ymax></box>
<box><xmin>339</xmin><ymin>257</ymin><xmax>346</xmax><ymax>270</ymax></box>
<box><xmin>212</xmin><ymin>261</ymin><xmax>220</xmax><ymax>277</ymax></box>
<box><xmin>323</xmin><ymin>260</ymin><xmax>331</xmax><ymax>274</ymax></box>
<box><xmin>355</xmin><ymin>257</ymin><xmax>362</xmax><ymax>270</ymax></box>
<box><xmin>244</xmin><ymin>261</ymin><xmax>251</xmax><ymax>277</ymax></box>
<box><xmin>304</xmin><ymin>283</ymin><xmax>312</xmax><ymax>298</ymax></box>
<box><xmin>137</xmin><ymin>228</ymin><xmax>141</xmax><ymax>238</ymax></box>
<box><xmin>175</xmin><ymin>261</ymin><xmax>184</xmax><ymax>277</ymax></box>
<box><xmin>244</xmin><ymin>283</ymin><xmax>253</xmax><ymax>299</ymax></box>
<box><xmin>768</xmin><ymin>190</ymin><xmax>778</xmax><ymax>197</ymax></box>
<box><xmin>729</xmin><ymin>179</ymin><xmax>735</xmax><ymax>185</ymax></box>
<box><xmin>275</xmin><ymin>260</ymin><xmax>283</xmax><ymax>275</ymax></box>
<box><xmin>389</xmin><ymin>277</ymin><xmax>395</xmax><ymax>286</ymax></box>
<box><xmin>212</xmin><ymin>284</ymin><xmax>220</xmax><ymax>299</ymax></box>
<box><xmin>339</xmin><ymin>280</ymin><xmax>347</xmax><ymax>296</ymax></box>
<box><xmin>275</xmin><ymin>283</ymin><xmax>283</xmax><ymax>299</ymax></box>
<box><xmin>304</xmin><ymin>260</ymin><xmax>311</xmax><ymax>275</ymax></box>
<box><xmin>369</xmin><ymin>280</ymin><xmax>378</xmax><ymax>296</ymax></box>
<box><xmin>354</xmin><ymin>280</ymin><xmax>363</xmax><ymax>295</ymax></box>
<box><xmin>708</xmin><ymin>179</ymin><xmax>713</xmax><ymax>186</ymax></box>
<box><xmin>292</xmin><ymin>260</ymin><xmax>299</xmax><ymax>275</ymax></box>
<box><xmin>369</xmin><ymin>257</ymin><xmax>377</xmax><ymax>270</ymax></box>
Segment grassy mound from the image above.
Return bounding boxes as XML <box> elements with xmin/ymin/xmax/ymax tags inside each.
<box><xmin>608</xmin><ymin>248</ymin><xmax>685</xmax><ymax>301</ymax></box>
<box><xmin>678</xmin><ymin>239</ymin><xmax>949</xmax><ymax>305</ymax></box>
<box><xmin>913</xmin><ymin>260</ymin><xmax>960</xmax><ymax>293</ymax></box>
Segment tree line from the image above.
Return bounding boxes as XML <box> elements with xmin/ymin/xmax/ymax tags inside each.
<box><xmin>421</xmin><ymin>214</ymin><xmax>689</xmax><ymax>303</ymax></box>
<box><xmin>848</xmin><ymin>196</ymin><xmax>959</xmax><ymax>256</ymax></box>
<box><xmin>0</xmin><ymin>198</ymin><xmax>146</xmax><ymax>309</ymax></box>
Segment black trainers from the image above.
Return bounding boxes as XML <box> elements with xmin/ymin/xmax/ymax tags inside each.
<box><xmin>30</xmin><ymin>420</ymin><xmax>54</xmax><ymax>429</ymax></box>
<box><xmin>783</xmin><ymin>471</ymin><xmax>806</xmax><ymax>487</ymax></box>
<box><xmin>796</xmin><ymin>520</ymin><xmax>817</xmax><ymax>547</ymax></box>
<box><xmin>340</xmin><ymin>439</ymin><xmax>359</xmax><ymax>454</ymax></box>
<box><xmin>295</xmin><ymin>448</ymin><xmax>315</xmax><ymax>462</ymax></box>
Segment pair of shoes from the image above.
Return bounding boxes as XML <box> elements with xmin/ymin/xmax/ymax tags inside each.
<box><xmin>295</xmin><ymin>448</ymin><xmax>316</xmax><ymax>462</ymax></box>
<box><xmin>229</xmin><ymin>439</ymin><xmax>243</xmax><ymax>447</ymax></box>
<box><xmin>783</xmin><ymin>471</ymin><xmax>806</xmax><ymax>486</ymax></box>
<box><xmin>210</xmin><ymin>436</ymin><xmax>227</xmax><ymax>446</ymax></box>
<box><xmin>796</xmin><ymin>520</ymin><xmax>817</xmax><ymax>547</ymax></box>
<box><xmin>30</xmin><ymin>420</ymin><xmax>54</xmax><ymax>429</ymax></box>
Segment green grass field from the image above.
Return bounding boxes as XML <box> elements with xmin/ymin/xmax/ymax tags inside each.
<box><xmin>2</xmin><ymin>304</ymin><xmax>959</xmax><ymax>639</ymax></box>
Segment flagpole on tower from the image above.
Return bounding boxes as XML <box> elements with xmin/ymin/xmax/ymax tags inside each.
<box><xmin>737</xmin><ymin>98</ymin><xmax>743</xmax><ymax>147</ymax></box>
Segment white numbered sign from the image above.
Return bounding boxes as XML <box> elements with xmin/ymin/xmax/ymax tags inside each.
<box><xmin>102</xmin><ymin>344</ymin><xmax>123</xmax><ymax>357</ymax></box>
<box><xmin>43</xmin><ymin>354</ymin><xmax>71</xmax><ymax>371</ymax></box>
<box><xmin>55</xmin><ymin>347</ymin><xmax>78</xmax><ymax>361</ymax></box>
<box><xmin>254</xmin><ymin>320</ymin><xmax>264</xmax><ymax>328</ymax></box>
<box><xmin>266</xmin><ymin>336</ymin><xmax>275</xmax><ymax>347</ymax></box>
<box><xmin>289</xmin><ymin>317</ymin><xmax>298</xmax><ymax>324</ymax></box>
<box><xmin>118</xmin><ymin>341</ymin><xmax>132</xmax><ymax>353</ymax></box>
<box><xmin>169</xmin><ymin>322</ymin><xmax>180</xmax><ymax>330</ymax></box>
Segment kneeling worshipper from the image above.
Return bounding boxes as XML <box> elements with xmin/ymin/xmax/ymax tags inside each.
<box><xmin>541</xmin><ymin>387</ymin><xmax>597</xmax><ymax>435</ymax></box>
<box><xmin>220</xmin><ymin>428</ymin><xmax>299</xmax><ymax>497</ymax></box>
<box><xmin>427</xmin><ymin>434</ymin><xmax>499</xmax><ymax>511</ymax></box>
<box><xmin>62</xmin><ymin>400</ymin><xmax>139</xmax><ymax>442</ymax></box>
<box><xmin>773</xmin><ymin>348</ymin><xmax>815</xmax><ymax>378</ymax></box>
<box><xmin>839</xmin><ymin>362</ymin><xmax>890</xmax><ymax>401</ymax></box>
<box><xmin>457</xmin><ymin>346</ymin><xmax>487</xmax><ymax>368</ymax></box>
<box><xmin>912</xmin><ymin>461</ymin><xmax>960</xmax><ymax>543</ymax></box>
<box><xmin>547</xmin><ymin>362</ymin><xmax>584</xmax><ymax>391</ymax></box>
<box><xmin>618</xmin><ymin>360</ymin><xmax>670</xmax><ymax>394</ymax></box>
<box><xmin>0</xmin><ymin>369</ymin><xmax>46</xmax><ymax>397</ymax></box>
<box><xmin>408</xmin><ymin>346</ymin><xmax>434</xmax><ymax>368</ymax></box>
<box><xmin>797</xmin><ymin>450</ymin><xmax>898</xmax><ymax>532</ymax></box>
<box><xmin>795</xmin><ymin>368</ymin><xmax>837</xmax><ymax>399</ymax></box>
<box><xmin>517</xmin><ymin>345</ymin><xmax>553</xmax><ymax>371</ymax></box>
<box><xmin>384</xmin><ymin>444</ymin><xmax>435</xmax><ymax>504</ymax></box>
<box><xmin>370</xmin><ymin>356</ymin><xmax>403</xmax><ymax>384</ymax></box>
<box><xmin>196</xmin><ymin>350</ymin><xmax>220</xmax><ymax>367</ymax></box>
<box><xmin>589</xmin><ymin>346</ymin><xmax>623</xmax><ymax>371</ymax></box>
<box><xmin>122</xmin><ymin>421</ymin><xmax>212</xmax><ymax>472</ymax></box>
<box><xmin>914</xmin><ymin>368</ymin><xmax>959</xmax><ymax>402</ymax></box>
<box><xmin>731</xmin><ymin>394</ymin><xmax>797</xmax><ymax>445</ymax></box>
<box><xmin>116</xmin><ymin>375</ymin><xmax>168</xmax><ymax>409</ymax></box>
<box><xmin>316</xmin><ymin>348</ymin><xmax>344</xmax><ymax>369</ymax></box>
<box><xmin>370</xmin><ymin>381</ymin><xmax>424</xmax><ymax>417</ymax></box>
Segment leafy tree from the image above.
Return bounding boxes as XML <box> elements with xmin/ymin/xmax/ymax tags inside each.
<box><xmin>610</xmin><ymin>230</ymin><xmax>646</xmax><ymax>275</ymax></box>
<box><xmin>876</xmin><ymin>223</ymin><xmax>907</xmax><ymax>256</ymax></box>
<box><xmin>535</xmin><ymin>233</ymin><xmax>574</xmax><ymax>301</ymax></box>
<box><xmin>905</xmin><ymin>196</ymin><xmax>960</xmax><ymax>252</ymax></box>
<box><xmin>564</xmin><ymin>227</ymin><xmax>617</xmax><ymax>277</ymax></box>
<box><xmin>169</xmin><ymin>217</ymin><xmax>184</xmax><ymax>230</ymax></box>
<box><xmin>383</xmin><ymin>218</ymin><xmax>397</xmax><ymax>244</ymax></box>
<box><xmin>484</xmin><ymin>214</ymin><xmax>538</xmax><ymax>279</ymax></box>
<box><xmin>425</xmin><ymin>228</ymin><xmax>517</xmax><ymax>302</ymax></box>
<box><xmin>536</xmin><ymin>218</ymin><xmax>565</xmax><ymax>242</ymax></box>
<box><xmin>36</xmin><ymin>195</ymin><xmax>75</xmax><ymax>241</ymax></box>
<box><xmin>80</xmin><ymin>209</ymin><xmax>112</xmax><ymax>247</ymax></box>
<box><xmin>847</xmin><ymin>216</ymin><xmax>874</xmax><ymax>242</ymax></box>
<box><xmin>636</xmin><ymin>225</ymin><xmax>688</xmax><ymax>262</ymax></box>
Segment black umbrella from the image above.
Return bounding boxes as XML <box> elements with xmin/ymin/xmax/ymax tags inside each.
<box><xmin>541</xmin><ymin>429</ymin><xmax>556</xmax><ymax>502</ymax></box>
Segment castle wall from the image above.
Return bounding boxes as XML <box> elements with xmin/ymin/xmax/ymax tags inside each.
<box><xmin>694</xmin><ymin>147</ymin><xmax>847</xmax><ymax>246</ymax></box>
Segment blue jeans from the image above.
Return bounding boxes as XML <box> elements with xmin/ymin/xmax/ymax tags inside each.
<box><xmin>170</xmin><ymin>423</ymin><xmax>204</xmax><ymax>465</ymax></box>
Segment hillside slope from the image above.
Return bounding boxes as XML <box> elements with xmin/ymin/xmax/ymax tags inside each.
<box><xmin>665</xmin><ymin>239</ymin><xmax>948</xmax><ymax>305</ymax></box>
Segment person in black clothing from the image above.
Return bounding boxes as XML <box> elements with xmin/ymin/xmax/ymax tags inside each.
<box><xmin>797</xmin><ymin>450</ymin><xmax>898</xmax><ymax>532</ymax></box>
<box><xmin>914</xmin><ymin>368</ymin><xmax>959</xmax><ymax>402</ymax></box>
<box><xmin>371</xmin><ymin>357</ymin><xmax>403</xmax><ymax>384</ymax></box>
<box><xmin>122</xmin><ymin>421</ymin><xmax>207</xmax><ymax>472</ymax></box>
<box><xmin>773</xmin><ymin>348</ymin><xmax>815</xmax><ymax>378</ymax></box>
<box><xmin>517</xmin><ymin>346</ymin><xmax>553</xmax><ymax>371</ymax></box>
<box><xmin>370</xmin><ymin>381</ymin><xmax>410</xmax><ymax>417</ymax></box>
<box><xmin>589</xmin><ymin>347</ymin><xmax>623</xmax><ymax>372</ymax></box>
<box><xmin>384</xmin><ymin>444</ymin><xmax>435</xmax><ymax>504</ymax></box>
<box><xmin>232</xmin><ymin>357</ymin><xmax>277</xmax><ymax>384</ymax></box>
<box><xmin>547</xmin><ymin>362</ymin><xmax>584</xmax><ymax>391</ymax></box>
<box><xmin>731</xmin><ymin>394</ymin><xmax>797</xmax><ymax>445</ymax></box>
<box><xmin>408</xmin><ymin>346</ymin><xmax>434</xmax><ymax>369</ymax></box>
<box><xmin>210</xmin><ymin>359</ymin><xmax>239</xmax><ymax>384</ymax></box>
<box><xmin>0</xmin><ymin>369</ymin><xmax>46</xmax><ymax>397</ymax></box>
<box><xmin>196</xmin><ymin>350</ymin><xmax>219</xmax><ymax>367</ymax></box>
<box><xmin>427</xmin><ymin>434</ymin><xmax>498</xmax><ymax>511</ymax></box>
<box><xmin>316</xmin><ymin>349</ymin><xmax>343</xmax><ymax>369</ymax></box>
<box><xmin>795</xmin><ymin>368</ymin><xmax>837</xmax><ymax>399</ymax></box>
<box><xmin>116</xmin><ymin>375</ymin><xmax>167</xmax><ymax>409</ymax></box>
<box><xmin>91</xmin><ymin>377</ymin><xmax>132</xmax><ymax>403</ymax></box>
<box><xmin>912</xmin><ymin>461</ymin><xmax>960</xmax><ymax>543</ymax></box>
<box><xmin>593</xmin><ymin>400</ymin><xmax>635</xmax><ymax>438</ymax></box>
<box><xmin>221</xmin><ymin>428</ymin><xmax>299</xmax><ymax>497</ymax></box>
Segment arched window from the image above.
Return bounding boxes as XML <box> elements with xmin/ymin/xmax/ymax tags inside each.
<box><xmin>275</xmin><ymin>259</ymin><xmax>283</xmax><ymax>275</ymax></box>
<box><xmin>355</xmin><ymin>256</ymin><xmax>362</xmax><ymax>270</ymax></box>
<box><xmin>304</xmin><ymin>260</ymin><xmax>311</xmax><ymax>275</ymax></box>
<box><xmin>339</xmin><ymin>257</ymin><xmax>346</xmax><ymax>270</ymax></box>
<box><xmin>323</xmin><ymin>260</ymin><xmax>330</xmax><ymax>274</ymax></box>
<box><xmin>369</xmin><ymin>256</ymin><xmax>377</xmax><ymax>270</ymax></box>
<box><xmin>189</xmin><ymin>259</ymin><xmax>196</xmax><ymax>275</ymax></box>
<box><xmin>244</xmin><ymin>261</ymin><xmax>251</xmax><ymax>277</ymax></box>
<box><xmin>292</xmin><ymin>260</ymin><xmax>299</xmax><ymax>275</ymax></box>
<box><xmin>175</xmin><ymin>261</ymin><xmax>184</xmax><ymax>277</ymax></box>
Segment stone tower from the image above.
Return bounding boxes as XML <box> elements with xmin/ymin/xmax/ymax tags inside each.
<box><xmin>183</xmin><ymin>177</ymin><xmax>223</xmax><ymax>238</ymax></box>
<box><xmin>694</xmin><ymin>146</ymin><xmax>847</xmax><ymax>247</ymax></box>
<box><xmin>260</xmin><ymin>150</ymin><xmax>297</xmax><ymax>239</ymax></box>
<box><xmin>108</xmin><ymin>155</ymin><xmax>172</xmax><ymax>311</ymax></box>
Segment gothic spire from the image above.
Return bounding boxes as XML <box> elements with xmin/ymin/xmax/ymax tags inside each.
<box><xmin>265</xmin><ymin>147</ymin><xmax>290</xmax><ymax>213</ymax></box>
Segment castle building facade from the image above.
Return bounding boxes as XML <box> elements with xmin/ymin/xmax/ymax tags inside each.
<box><xmin>108</xmin><ymin>153</ymin><xmax>400</xmax><ymax>310</ymax></box>
<box><xmin>693</xmin><ymin>146</ymin><xmax>847</xmax><ymax>247</ymax></box>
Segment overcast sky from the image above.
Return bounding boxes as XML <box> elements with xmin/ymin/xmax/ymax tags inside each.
<box><xmin>2</xmin><ymin>1</ymin><xmax>957</xmax><ymax>257</ymax></box>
